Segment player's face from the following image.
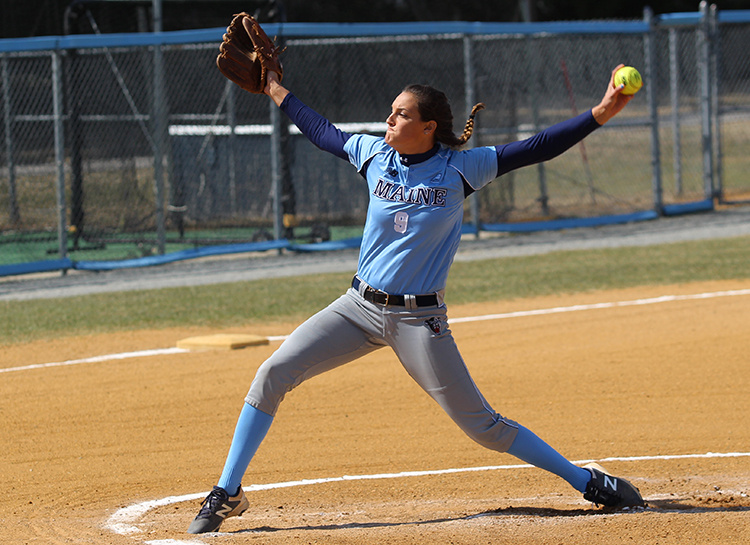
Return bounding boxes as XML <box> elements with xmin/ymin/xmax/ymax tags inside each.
<box><xmin>385</xmin><ymin>92</ymin><xmax>436</xmax><ymax>155</ymax></box>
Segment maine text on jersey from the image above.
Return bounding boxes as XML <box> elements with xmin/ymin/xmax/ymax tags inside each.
<box><xmin>373</xmin><ymin>179</ymin><xmax>447</xmax><ymax>207</ymax></box>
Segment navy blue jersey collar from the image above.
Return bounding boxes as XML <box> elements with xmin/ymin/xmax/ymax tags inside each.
<box><xmin>399</xmin><ymin>144</ymin><xmax>440</xmax><ymax>167</ymax></box>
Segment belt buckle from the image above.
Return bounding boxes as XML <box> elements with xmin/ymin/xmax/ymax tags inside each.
<box><xmin>369</xmin><ymin>287</ymin><xmax>389</xmax><ymax>306</ymax></box>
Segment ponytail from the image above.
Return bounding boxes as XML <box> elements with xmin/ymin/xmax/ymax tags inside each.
<box><xmin>456</xmin><ymin>103</ymin><xmax>485</xmax><ymax>146</ymax></box>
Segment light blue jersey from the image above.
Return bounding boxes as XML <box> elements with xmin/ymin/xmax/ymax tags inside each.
<box><xmin>279</xmin><ymin>92</ymin><xmax>600</xmax><ymax>294</ymax></box>
<box><xmin>345</xmin><ymin>135</ymin><xmax>498</xmax><ymax>295</ymax></box>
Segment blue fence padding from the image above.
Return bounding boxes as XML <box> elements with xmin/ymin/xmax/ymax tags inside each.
<box><xmin>461</xmin><ymin>223</ymin><xmax>479</xmax><ymax>235</ymax></box>
<box><xmin>0</xmin><ymin>19</ymin><xmax>655</xmax><ymax>53</ymax></box>
<box><xmin>658</xmin><ymin>12</ymin><xmax>703</xmax><ymax>25</ymax></box>
<box><xmin>0</xmin><ymin>258</ymin><xmax>73</xmax><ymax>277</ymax></box>
<box><xmin>0</xmin><ymin>9</ymin><xmax>732</xmax><ymax>54</ymax></box>
<box><xmin>73</xmin><ymin>239</ymin><xmax>290</xmax><ymax>271</ymax></box>
<box><xmin>658</xmin><ymin>9</ymin><xmax>750</xmax><ymax>26</ymax></box>
<box><xmin>719</xmin><ymin>10</ymin><xmax>750</xmax><ymax>23</ymax></box>
<box><xmin>269</xmin><ymin>20</ymin><xmax>650</xmax><ymax>37</ymax></box>
<box><xmin>481</xmin><ymin>210</ymin><xmax>659</xmax><ymax>233</ymax></box>
<box><xmin>289</xmin><ymin>237</ymin><xmax>362</xmax><ymax>253</ymax></box>
<box><xmin>662</xmin><ymin>199</ymin><xmax>714</xmax><ymax>216</ymax></box>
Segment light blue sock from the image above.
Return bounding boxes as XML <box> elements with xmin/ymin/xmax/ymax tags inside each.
<box><xmin>506</xmin><ymin>425</ymin><xmax>591</xmax><ymax>493</ymax></box>
<box><xmin>217</xmin><ymin>403</ymin><xmax>274</xmax><ymax>496</ymax></box>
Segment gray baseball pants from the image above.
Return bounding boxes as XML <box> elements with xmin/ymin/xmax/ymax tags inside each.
<box><xmin>245</xmin><ymin>285</ymin><xmax>519</xmax><ymax>452</ymax></box>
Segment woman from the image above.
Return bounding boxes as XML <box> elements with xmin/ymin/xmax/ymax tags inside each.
<box><xmin>187</xmin><ymin>65</ymin><xmax>645</xmax><ymax>534</ymax></box>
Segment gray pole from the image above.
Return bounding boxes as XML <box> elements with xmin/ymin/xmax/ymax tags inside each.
<box><xmin>152</xmin><ymin>0</ymin><xmax>167</xmax><ymax>254</ymax></box>
<box><xmin>463</xmin><ymin>35</ymin><xmax>481</xmax><ymax>238</ymax></box>
<box><xmin>668</xmin><ymin>28</ymin><xmax>683</xmax><ymax>195</ymax></box>
<box><xmin>52</xmin><ymin>51</ymin><xmax>68</xmax><ymax>269</ymax></box>
<box><xmin>644</xmin><ymin>6</ymin><xmax>662</xmax><ymax>213</ymax></box>
<box><xmin>522</xmin><ymin>16</ymin><xmax>548</xmax><ymax>216</ymax></box>
<box><xmin>2</xmin><ymin>55</ymin><xmax>20</xmax><ymax>225</ymax></box>
<box><xmin>267</xmin><ymin>1</ymin><xmax>289</xmax><ymax>245</ymax></box>
<box><xmin>519</xmin><ymin>0</ymin><xmax>534</xmax><ymax>23</ymax></box>
<box><xmin>270</xmin><ymin>101</ymin><xmax>283</xmax><ymax>242</ymax></box>
<box><xmin>698</xmin><ymin>1</ymin><xmax>714</xmax><ymax>201</ymax></box>
<box><xmin>527</xmin><ymin>38</ymin><xmax>548</xmax><ymax>217</ymax></box>
<box><xmin>709</xmin><ymin>3</ymin><xmax>722</xmax><ymax>201</ymax></box>
<box><xmin>227</xmin><ymin>81</ymin><xmax>238</xmax><ymax>215</ymax></box>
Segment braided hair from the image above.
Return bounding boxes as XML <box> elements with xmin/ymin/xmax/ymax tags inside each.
<box><xmin>402</xmin><ymin>84</ymin><xmax>484</xmax><ymax>149</ymax></box>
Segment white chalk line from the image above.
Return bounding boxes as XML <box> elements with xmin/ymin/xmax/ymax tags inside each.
<box><xmin>0</xmin><ymin>347</ymin><xmax>189</xmax><ymax>374</ymax></box>
<box><xmin>448</xmin><ymin>288</ymin><xmax>750</xmax><ymax>324</ymax></box>
<box><xmin>4</xmin><ymin>287</ymin><xmax>749</xmax><ymax>376</ymax></box>
<box><xmin>106</xmin><ymin>451</ymin><xmax>750</xmax><ymax>541</ymax></box>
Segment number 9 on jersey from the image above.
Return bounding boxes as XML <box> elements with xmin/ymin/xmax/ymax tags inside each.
<box><xmin>394</xmin><ymin>211</ymin><xmax>409</xmax><ymax>233</ymax></box>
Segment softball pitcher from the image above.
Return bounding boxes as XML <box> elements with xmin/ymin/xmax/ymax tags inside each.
<box><xmin>188</xmin><ymin>65</ymin><xmax>645</xmax><ymax>534</ymax></box>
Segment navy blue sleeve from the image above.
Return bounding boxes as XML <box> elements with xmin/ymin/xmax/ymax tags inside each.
<box><xmin>279</xmin><ymin>93</ymin><xmax>352</xmax><ymax>161</ymax></box>
<box><xmin>495</xmin><ymin>110</ymin><xmax>601</xmax><ymax>178</ymax></box>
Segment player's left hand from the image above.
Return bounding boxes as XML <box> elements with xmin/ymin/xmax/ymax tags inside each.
<box><xmin>217</xmin><ymin>12</ymin><xmax>284</xmax><ymax>95</ymax></box>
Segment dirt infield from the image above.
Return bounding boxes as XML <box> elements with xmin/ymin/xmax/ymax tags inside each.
<box><xmin>2</xmin><ymin>280</ymin><xmax>749</xmax><ymax>545</ymax></box>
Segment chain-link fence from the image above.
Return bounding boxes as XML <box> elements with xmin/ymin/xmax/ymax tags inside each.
<box><xmin>1</xmin><ymin>7</ymin><xmax>749</xmax><ymax>273</ymax></box>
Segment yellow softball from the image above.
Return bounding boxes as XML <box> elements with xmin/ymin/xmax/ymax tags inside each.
<box><xmin>614</xmin><ymin>66</ymin><xmax>643</xmax><ymax>95</ymax></box>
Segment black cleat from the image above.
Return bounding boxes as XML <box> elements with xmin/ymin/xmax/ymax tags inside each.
<box><xmin>187</xmin><ymin>486</ymin><xmax>249</xmax><ymax>534</ymax></box>
<box><xmin>583</xmin><ymin>463</ymin><xmax>645</xmax><ymax>509</ymax></box>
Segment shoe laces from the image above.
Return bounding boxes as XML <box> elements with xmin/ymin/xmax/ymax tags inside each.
<box><xmin>197</xmin><ymin>487</ymin><xmax>229</xmax><ymax>517</ymax></box>
<box><xmin>588</xmin><ymin>483</ymin><xmax>616</xmax><ymax>504</ymax></box>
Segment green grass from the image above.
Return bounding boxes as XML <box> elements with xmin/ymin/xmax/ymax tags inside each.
<box><xmin>2</xmin><ymin>235</ymin><xmax>749</xmax><ymax>346</ymax></box>
<box><xmin>446</xmin><ymin>236</ymin><xmax>750</xmax><ymax>303</ymax></box>
<box><xmin>0</xmin><ymin>225</ymin><xmax>367</xmax><ymax>266</ymax></box>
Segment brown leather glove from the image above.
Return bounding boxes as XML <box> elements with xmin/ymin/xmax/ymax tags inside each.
<box><xmin>216</xmin><ymin>13</ymin><xmax>284</xmax><ymax>94</ymax></box>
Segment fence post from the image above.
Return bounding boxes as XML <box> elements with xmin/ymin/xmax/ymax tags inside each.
<box><xmin>152</xmin><ymin>0</ymin><xmax>167</xmax><ymax>254</ymax></box>
<box><xmin>525</xmin><ymin>35</ymin><xmax>549</xmax><ymax>216</ymax></box>
<box><xmin>52</xmin><ymin>51</ymin><xmax>68</xmax><ymax>269</ymax></box>
<box><xmin>227</xmin><ymin>81</ymin><xmax>238</xmax><ymax>215</ymax></box>
<box><xmin>709</xmin><ymin>3</ymin><xmax>723</xmax><ymax>201</ymax></box>
<box><xmin>698</xmin><ymin>1</ymin><xmax>715</xmax><ymax>201</ymax></box>
<box><xmin>463</xmin><ymin>34</ymin><xmax>481</xmax><ymax>237</ymax></box>
<box><xmin>63</xmin><ymin>6</ymin><xmax>85</xmax><ymax>249</ymax></box>
<box><xmin>270</xmin><ymin>100</ymin><xmax>284</xmax><ymax>242</ymax></box>
<box><xmin>644</xmin><ymin>6</ymin><xmax>663</xmax><ymax>213</ymax></box>
<box><xmin>668</xmin><ymin>28</ymin><xmax>683</xmax><ymax>195</ymax></box>
<box><xmin>64</xmin><ymin>49</ymin><xmax>86</xmax><ymax>250</ymax></box>
<box><xmin>2</xmin><ymin>54</ymin><xmax>20</xmax><ymax>226</ymax></box>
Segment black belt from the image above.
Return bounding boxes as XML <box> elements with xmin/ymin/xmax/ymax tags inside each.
<box><xmin>352</xmin><ymin>276</ymin><xmax>438</xmax><ymax>307</ymax></box>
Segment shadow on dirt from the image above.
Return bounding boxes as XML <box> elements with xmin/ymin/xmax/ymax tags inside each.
<box><xmin>237</xmin><ymin>498</ymin><xmax>750</xmax><ymax>534</ymax></box>
<box><xmin>241</xmin><ymin>506</ymin><xmax>619</xmax><ymax>533</ymax></box>
<box><xmin>646</xmin><ymin>497</ymin><xmax>750</xmax><ymax>513</ymax></box>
